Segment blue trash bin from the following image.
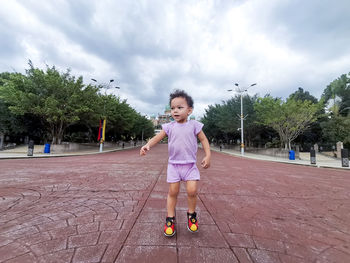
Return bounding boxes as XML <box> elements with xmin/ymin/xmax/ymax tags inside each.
<box><xmin>289</xmin><ymin>150</ymin><xmax>295</xmax><ymax>160</ymax></box>
<box><xmin>44</xmin><ymin>143</ymin><xmax>51</xmax><ymax>153</ymax></box>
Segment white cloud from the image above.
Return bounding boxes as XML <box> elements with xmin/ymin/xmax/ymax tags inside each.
<box><xmin>1</xmin><ymin>0</ymin><xmax>350</xmax><ymax>118</ymax></box>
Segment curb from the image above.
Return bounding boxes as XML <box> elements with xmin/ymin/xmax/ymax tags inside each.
<box><xmin>0</xmin><ymin>146</ymin><xmax>139</xmax><ymax>160</ymax></box>
<box><xmin>211</xmin><ymin>147</ymin><xmax>350</xmax><ymax>171</ymax></box>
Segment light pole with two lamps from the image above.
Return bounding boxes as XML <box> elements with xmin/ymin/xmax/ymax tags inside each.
<box><xmin>228</xmin><ymin>82</ymin><xmax>257</xmax><ymax>156</ymax></box>
<box><xmin>91</xmin><ymin>78</ymin><xmax>120</xmax><ymax>152</ymax></box>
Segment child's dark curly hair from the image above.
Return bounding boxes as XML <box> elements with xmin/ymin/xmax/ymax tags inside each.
<box><xmin>169</xmin><ymin>89</ymin><xmax>194</xmax><ymax>108</ymax></box>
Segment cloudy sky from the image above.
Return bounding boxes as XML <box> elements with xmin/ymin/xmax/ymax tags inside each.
<box><xmin>1</xmin><ymin>0</ymin><xmax>350</xmax><ymax>118</ymax></box>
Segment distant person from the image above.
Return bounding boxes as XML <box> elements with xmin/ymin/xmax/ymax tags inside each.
<box><xmin>140</xmin><ymin>90</ymin><xmax>211</xmax><ymax>237</ymax></box>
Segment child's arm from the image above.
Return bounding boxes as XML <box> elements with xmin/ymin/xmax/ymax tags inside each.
<box><xmin>197</xmin><ymin>130</ymin><xmax>211</xmax><ymax>168</ymax></box>
<box><xmin>140</xmin><ymin>130</ymin><xmax>167</xmax><ymax>156</ymax></box>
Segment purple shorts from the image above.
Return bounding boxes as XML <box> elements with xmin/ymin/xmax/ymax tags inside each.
<box><xmin>167</xmin><ymin>163</ymin><xmax>200</xmax><ymax>183</ymax></box>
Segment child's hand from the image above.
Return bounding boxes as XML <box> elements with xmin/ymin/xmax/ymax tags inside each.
<box><xmin>201</xmin><ymin>156</ymin><xmax>210</xmax><ymax>169</ymax></box>
<box><xmin>140</xmin><ymin>145</ymin><xmax>150</xmax><ymax>156</ymax></box>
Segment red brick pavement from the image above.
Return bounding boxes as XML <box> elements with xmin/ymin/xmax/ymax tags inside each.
<box><xmin>0</xmin><ymin>144</ymin><xmax>349</xmax><ymax>262</ymax></box>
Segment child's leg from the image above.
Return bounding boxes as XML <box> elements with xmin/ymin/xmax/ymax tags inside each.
<box><xmin>167</xmin><ymin>182</ymin><xmax>180</xmax><ymax>217</ymax></box>
<box><xmin>186</xmin><ymin>180</ymin><xmax>198</xmax><ymax>213</ymax></box>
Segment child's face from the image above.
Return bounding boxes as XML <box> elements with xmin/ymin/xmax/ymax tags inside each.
<box><xmin>170</xmin><ymin>97</ymin><xmax>193</xmax><ymax>123</ymax></box>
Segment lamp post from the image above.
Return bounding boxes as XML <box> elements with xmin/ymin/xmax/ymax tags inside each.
<box><xmin>91</xmin><ymin>78</ymin><xmax>120</xmax><ymax>152</ymax></box>
<box><xmin>228</xmin><ymin>82</ymin><xmax>257</xmax><ymax>156</ymax></box>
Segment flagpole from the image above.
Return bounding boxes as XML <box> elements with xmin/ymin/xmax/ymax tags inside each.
<box><xmin>98</xmin><ymin>119</ymin><xmax>103</xmax><ymax>152</ymax></box>
<box><xmin>99</xmin><ymin>141</ymin><xmax>103</xmax><ymax>152</ymax></box>
<box><xmin>98</xmin><ymin>119</ymin><xmax>106</xmax><ymax>152</ymax></box>
<box><xmin>91</xmin><ymin>78</ymin><xmax>120</xmax><ymax>152</ymax></box>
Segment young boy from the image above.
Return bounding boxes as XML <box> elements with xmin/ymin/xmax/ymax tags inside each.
<box><xmin>140</xmin><ymin>89</ymin><xmax>211</xmax><ymax>237</ymax></box>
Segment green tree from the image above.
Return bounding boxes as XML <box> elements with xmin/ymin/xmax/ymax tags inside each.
<box><xmin>131</xmin><ymin>114</ymin><xmax>154</xmax><ymax>140</ymax></box>
<box><xmin>322</xmin><ymin>73</ymin><xmax>350</xmax><ymax>116</ymax></box>
<box><xmin>288</xmin><ymin>87</ymin><xmax>324</xmax><ymax>146</ymax></box>
<box><xmin>0</xmin><ymin>62</ymin><xmax>100</xmax><ymax>144</ymax></box>
<box><xmin>289</xmin><ymin>87</ymin><xmax>318</xmax><ymax>104</ymax></box>
<box><xmin>0</xmin><ymin>73</ymin><xmax>23</xmax><ymax>135</ymax></box>
<box><xmin>96</xmin><ymin>94</ymin><xmax>154</xmax><ymax>141</ymax></box>
<box><xmin>201</xmin><ymin>94</ymin><xmax>262</xmax><ymax>146</ymax></box>
<box><xmin>319</xmin><ymin>73</ymin><xmax>350</xmax><ymax>148</ymax></box>
<box><xmin>241</xmin><ymin>94</ymin><xmax>261</xmax><ymax>147</ymax></box>
<box><xmin>201</xmin><ymin>104</ymin><xmax>227</xmax><ymax>143</ymax></box>
<box><xmin>321</xmin><ymin>116</ymin><xmax>350</xmax><ymax>147</ymax></box>
<box><xmin>0</xmin><ymin>99</ymin><xmax>23</xmax><ymax>135</ymax></box>
<box><xmin>0</xmin><ymin>73</ymin><xmax>43</xmax><ymax>142</ymax></box>
<box><xmin>254</xmin><ymin>96</ymin><xmax>319</xmax><ymax>149</ymax></box>
<box><xmin>101</xmin><ymin>95</ymin><xmax>136</xmax><ymax>140</ymax></box>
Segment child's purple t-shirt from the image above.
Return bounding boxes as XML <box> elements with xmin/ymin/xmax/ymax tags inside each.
<box><xmin>162</xmin><ymin>120</ymin><xmax>204</xmax><ymax>164</ymax></box>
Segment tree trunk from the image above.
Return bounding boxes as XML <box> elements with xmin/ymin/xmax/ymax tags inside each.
<box><xmin>49</xmin><ymin>121</ymin><xmax>66</xmax><ymax>145</ymax></box>
<box><xmin>50</xmin><ymin>125</ymin><xmax>56</xmax><ymax>144</ymax></box>
<box><xmin>57</xmin><ymin>120</ymin><xmax>64</xmax><ymax>144</ymax></box>
<box><xmin>0</xmin><ymin>133</ymin><xmax>4</xmax><ymax>149</ymax></box>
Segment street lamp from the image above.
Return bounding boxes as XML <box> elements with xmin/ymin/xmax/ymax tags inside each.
<box><xmin>91</xmin><ymin>78</ymin><xmax>120</xmax><ymax>152</ymax></box>
<box><xmin>91</xmin><ymin>79</ymin><xmax>120</xmax><ymax>94</ymax></box>
<box><xmin>228</xmin><ymin>82</ymin><xmax>257</xmax><ymax>156</ymax></box>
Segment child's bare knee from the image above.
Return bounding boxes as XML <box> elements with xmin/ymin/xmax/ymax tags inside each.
<box><xmin>186</xmin><ymin>181</ymin><xmax>197</xmax><ymax>197</ymax></box>
<box><xmin>168</xmin><ymin>187</ymin><xmax>179</xmax><ymax>197</ymax></box>
<box><xmin>187</xmin><ymin>188</ymin><xmax>197</xmax><ymax>198</ymax></box>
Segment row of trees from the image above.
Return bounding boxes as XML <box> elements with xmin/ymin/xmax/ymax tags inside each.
<box><xmin>0</xmin><ymin>61</ymin><xmax>154</xmax><ymax>145</ymax></box>
<box><xmin>1</xmin><ymin>61</ymin><xmax>348</xmax><ymax>150</ymax></box>
<box><xmin>201</xmin><ymin>73</ymin><xmax>350</xmax><ymax>150</ymax></box>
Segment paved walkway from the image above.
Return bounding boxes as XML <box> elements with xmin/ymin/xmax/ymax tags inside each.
<box><xmin>0</xmin><ymin>145</ymin><xmax>349</xmax><ymax>262</ymax></box>
<box><xmin>1</xmin><ymin>144</ymin><xmax>348</xmax><ymax>171</ymax></box>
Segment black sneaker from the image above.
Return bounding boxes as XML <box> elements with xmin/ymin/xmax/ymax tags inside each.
<box><xmin>164</xmin><ymin>216</ymin><xmax>176</xmax><ymax>237</ymax></box>
<box><xmin>187</xmin><ymin>212</ymin><xmax>198</xmax><ymax>233</ymax></box>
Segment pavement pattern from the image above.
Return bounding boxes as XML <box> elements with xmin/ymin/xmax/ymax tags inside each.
<box><xmin>0</xmin><ymin>144</ymin><xmax>349</xmax><ymax>263</ymax></box>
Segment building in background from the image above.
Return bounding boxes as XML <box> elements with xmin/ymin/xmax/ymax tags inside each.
<box><xmin>152</xmin><ymin>105</ymin><xmax>195</xmax><ymax>134</ymax></box>
<box><xmin>157</xmin><ymin>105</ymin><xmax>172</xmax><ymax>127</ymax></box>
